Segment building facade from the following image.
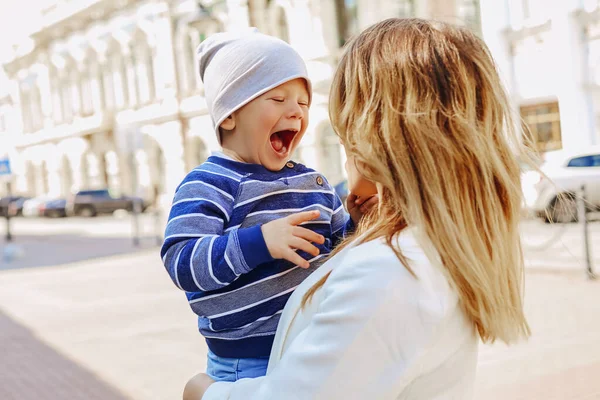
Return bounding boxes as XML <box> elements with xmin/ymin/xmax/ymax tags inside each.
<box><xmin>481</xmin><ymin>0</ymin><xmax>600</xmax><ymax>154</ymax></box>
<box><xmin>0</xmin><ymin>0</ymin><xmax>481</xmax><ymax>203</ymax></box>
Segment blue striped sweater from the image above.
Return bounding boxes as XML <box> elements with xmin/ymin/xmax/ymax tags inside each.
<box><xmin>160</xmin><ymin>153</ymin><xmax>351</xmax><ymax>358</ymax></box>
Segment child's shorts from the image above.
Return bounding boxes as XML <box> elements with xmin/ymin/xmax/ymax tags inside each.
<box><xmin>206</xmin><ymin>349</ymin><xmax>269</xmax><ymax>382</ymax></box>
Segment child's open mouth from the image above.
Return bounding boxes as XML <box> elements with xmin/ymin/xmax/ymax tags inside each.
<box><xmin>270</xmin><ymin>130</ymin><xmax>297</xmax><ymax>156</ymax></box>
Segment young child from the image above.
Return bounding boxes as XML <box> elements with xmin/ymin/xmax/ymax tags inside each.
<box><xmin>160</xmin><ymin>29</ymin><xmax>375</xmax><ymax>383</ymax></box>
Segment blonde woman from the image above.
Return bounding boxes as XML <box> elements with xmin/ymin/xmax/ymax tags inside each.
<box><xmin>185</xmin><ymin>18</ymin><xmax>530</xmax><ymax>400</ymax></box>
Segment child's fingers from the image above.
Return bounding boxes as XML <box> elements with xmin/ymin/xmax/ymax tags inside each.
<box><xmin>354</xmin><ymin>196</ymin><xmax>366</xmax><ymax>206</ymax></box>
<box><xmin>287</xmin><ymin>210</ymin><xmax>320</xmax><ymax>225</ymax></box>
<box><xmin>359</xmin><ymin>196</ymin><xmax>379</xmax><ymax>214</ymax></box>
<box><xmin>293</xmin><ymin>226</ymin><xmax>325</xmax><ymax>244</ymax></box>
<box><xmin>289</xmin><ymin>237</ymin><xmax>320</xmax><ymax>257</ymax></box>
<box><xmin>283</xmin><ymin>249</ymin><xmax>311</xmax><ymax>269</ymax></box>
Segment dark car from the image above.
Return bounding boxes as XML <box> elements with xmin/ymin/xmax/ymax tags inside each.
<box><xmin>66</xmin><ymin>189</ymin><xmax>147</xmax><ymax>217</ymax></box>
<box><xmin>40</xmin><ymin>199</ymin><xmax>67</xmax><ymax>218</ymax></box>
<box><xmin>0</xmin><ymin>196</ymin><xmax>27</xmax><ymax>217</ymax></box>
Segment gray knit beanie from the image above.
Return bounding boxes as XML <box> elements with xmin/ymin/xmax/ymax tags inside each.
<box><xmin>197</xmin><ymin>28</ymin><xmax>312</xmax><ymax>143</ymax></box>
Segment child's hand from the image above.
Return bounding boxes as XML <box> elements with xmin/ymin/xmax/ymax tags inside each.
<box><xmin>261</xmin><ymin>210</ymin><xmax>325</xmax><ymax>268</ymax></box>
<box><xmin>347</xmin><ymin>193</ymin><xmax>379</xmax><ymax>224</ymax></box>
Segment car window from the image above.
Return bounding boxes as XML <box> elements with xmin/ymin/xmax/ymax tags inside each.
<box><xmin>591</xmin><ymin>154</ymin><xmax>600</xmax><ymax>167</ymax></box>
<box><xmin>567</xmin><ymin>156</ymin><xmax>594</xmax><ymax>168</ymax></box>
<box><xmin>95</xmin><ymin>190</ymin><xmax>110</xmax><ymax>197</ymax></box>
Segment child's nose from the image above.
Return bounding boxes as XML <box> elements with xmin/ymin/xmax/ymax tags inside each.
<box><xmin>287</xmin><ymin>103</ymin><xmax>303</xmax><ymax>119</ymax></box>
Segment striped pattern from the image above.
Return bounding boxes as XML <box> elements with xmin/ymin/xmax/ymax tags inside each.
<box><xmin>161</xmin><ymin>154</ymin><xmax>351</xmax><ymax>358</ymax></box>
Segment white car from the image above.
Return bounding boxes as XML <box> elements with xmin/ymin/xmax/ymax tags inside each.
<box><xmin>523</xmin><ymin>147</ymin><xmax>600</xmax><ymax>223</ymax></box>
<box><xmin>22</xmin><ymin>196</ymin><xmax>51</xmax><ymax>217</ymax></box>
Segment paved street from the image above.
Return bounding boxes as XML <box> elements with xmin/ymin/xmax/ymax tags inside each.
<box><xmin>0</xmin><ymin>215</ymin><xmax>599</xmax><ymax>399</ymax></box>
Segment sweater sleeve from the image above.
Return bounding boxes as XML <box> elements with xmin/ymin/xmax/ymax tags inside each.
<box><xmin>160</xmin><ymin>169</ymin><xmax>273</xmax><ymax>292</ymax></box>
<box><xmin>202</xmin><ymin>246</ymin><xmax>452</xmax><ymax>400</ymax></box>
<box><xmin>331</xmin><ymin>191</ymin><xmax>353</xmax><ymax>247</ymax></box>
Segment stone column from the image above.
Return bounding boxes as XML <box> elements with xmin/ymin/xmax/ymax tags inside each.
<box><xmin>551</xmin><ymin>3</ymin><xmax>596</xmax><ymax>151</ymax></box>
<box><xmin>34</xmin><ymin>53</ymin><xmax>54</xmax><ymax>129</ymax></box>
<box><xmin>152</xmin><ymin>9</ymin><xmax>179</xmax><ymax>102</ymax></box>
<box><xmin>43</xmin><ymin>144</ymin><xmax>62</xmax><ymax>197</ymax></box>
<box><xmin>155</xmin><ymin>120</ymin><xmax>186</xmax><ymax>203</ymax></box>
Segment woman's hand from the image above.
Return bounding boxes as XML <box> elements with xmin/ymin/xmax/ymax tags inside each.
<box><xmin>347</xmin><ymin>193</ymin><xmax>379</xmax><ymax>225</ymax></box>
<box><xmin>183</xmin><ymin>373</ymin><xmax>215</xmax><ymax>400</ymax></box>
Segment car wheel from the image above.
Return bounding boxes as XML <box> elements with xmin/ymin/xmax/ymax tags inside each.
<box><xmin>79</xmin><ymin>206</ymin><xmax>96</xmax><ymax>218</ymax></box>
<box><xmin>546</xmin><ymin>194</ymin><xmax>578</xmax><ymax>224</ymax></box>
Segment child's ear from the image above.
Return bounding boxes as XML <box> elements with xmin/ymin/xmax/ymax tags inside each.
<box><xmin>220</xmin><ymin>115</ymin><xmax>236</xmax><ymax>131</ymax></box>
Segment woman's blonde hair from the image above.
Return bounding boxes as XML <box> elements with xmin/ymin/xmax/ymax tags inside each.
<box><xmin>303</xmin><ymin>18</ymin><xmax>530</xmax><ymax>344</ymax></box>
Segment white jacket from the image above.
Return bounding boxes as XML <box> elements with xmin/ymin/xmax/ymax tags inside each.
<box><xmin>203</xmin><ymin>228</ymin><xmax>479</xmax><ymax>400</ymax></box>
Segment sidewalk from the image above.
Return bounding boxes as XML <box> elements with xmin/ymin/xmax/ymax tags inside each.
<box><xmin>0</xmin><ymin>223</ymin><xmax>599</xmax><ymax>399</ymax></box>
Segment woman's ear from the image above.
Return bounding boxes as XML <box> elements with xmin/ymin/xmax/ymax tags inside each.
<box><xmin>220</xmin><ymin>115</ymin><xmax>236</xmax><ymax>131</ymax></box>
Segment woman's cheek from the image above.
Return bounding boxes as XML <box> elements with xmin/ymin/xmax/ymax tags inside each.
<box><xmin>345</xmin><ymin>157</ymin><xmax>377</xmax><ymax>197</ymax></box>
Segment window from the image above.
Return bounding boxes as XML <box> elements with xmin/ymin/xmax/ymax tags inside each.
<box><xmin>567</xmin><ymin>155</ymin><xmax>600</xmax><ymax>167</ymax></box>
<box><xmin>520</xmin><ymin>102</ymin><xmax>562</xmax><ymax>152</ymax></box>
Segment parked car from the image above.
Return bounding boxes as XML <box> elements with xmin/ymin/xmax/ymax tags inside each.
<box><xmin>66</xmin><ymin>189</ymin><xmax>148</xmax><ymax>217</ymax></box>
<box><xmin>40</xmin><ymin>198</ymin><xmax>67</xmax><ymax>218</ymax></box>
<box><xmin>0</xmin><ymin>196</ymin><xmax>27</xmax><ymax>217</ymax></box>
<box><xmin>524</xmin><ymin>147</ymin><xmax>600</xmax><ymax>223</ymax></box>
<box><xmin>22</xmin><ymin>196</ymin><xmax>52</xmax><ymax>217</ymax></box>
<box><xmin>7</xmin><ymin>196</ymin><xmax>31</xmax><ymax>216</ymax></box>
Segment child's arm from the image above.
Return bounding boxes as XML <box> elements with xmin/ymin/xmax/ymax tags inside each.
<box><xmin>160</xmin><ymin>170</ymin><xmax>273</xmax><ymax>292</ymax></box>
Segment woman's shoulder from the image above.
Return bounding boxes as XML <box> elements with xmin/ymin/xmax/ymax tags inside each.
<box><xmin>332</xmin><ymin>228</ymin><xmax>456</xmax><ymax>310</ymax></box>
